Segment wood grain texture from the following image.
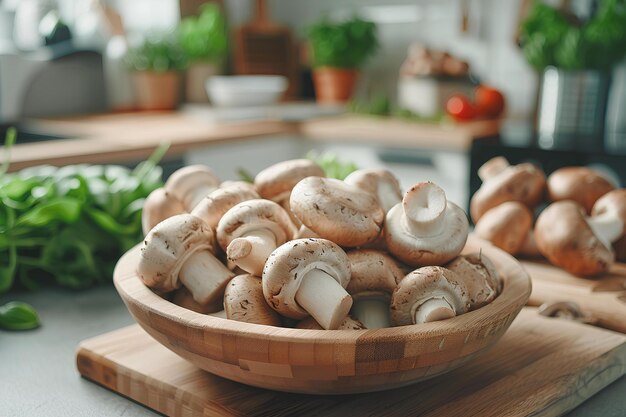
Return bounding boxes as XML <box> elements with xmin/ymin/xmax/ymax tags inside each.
<box><xmin>299</xmin><ymin>115</ymin><xmax>502</xmax><ymax>151</ymax></box>
<box><xmin>522</xmin><ymin>259</ymin><xmax>626</xmax><ymax>333</ymax></box>
<box><xmin>76</xmin><ymin>308</ymin><xmax>626</xmax><ymax>417</ymax></box>
<box><xmin>112</xmin><ymin>237</ymin><xmax>530</xmax><ymax>394</ymax></box>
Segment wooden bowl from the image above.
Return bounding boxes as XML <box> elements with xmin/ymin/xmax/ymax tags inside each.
<box><xmin>113</xmin><ymin>236</ymin><xmax>531</xmax><ymax>394</ymax></box>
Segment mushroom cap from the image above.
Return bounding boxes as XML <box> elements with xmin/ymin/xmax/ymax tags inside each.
<box><xmin>592</xmin><ymin>189</ymin><xmax>626</xmax><ymax>261</ymax></box>
<box><xmin>164</xmin><ymin>165</ymin><xmax>220</xmax><ymax>210</ymax></box>
<box><xmin>262</xmin><ymin>238</ymin><xmax>351</xmax><ymax>319</ymax></box>
<box><xmin>470</xmin><ymin>162</ymin><xmax>546</xmax><ymax>222</ymax></box>
<box><xmin>474</xmin><ymin>201</ymin><xmax>533</xmax><ymax>255</ymax></box>
<box><xmin>290</xmin><ymin>177</ymin><xmax>385</xmax><ymax>247</ymax></box>
<box><xmin>346</xmin><ymin>250</ymin><xmax>405</xmax><ymax>296</ymax></box>
<box><xmin>296</xmin><ymin>315</ymin><xmax>365</xmax><ymax>330</ymax></box>
<box><xmin>137</xmin><ymin>214</ymin><xmax>215</xmax><ymax>293</ymax></box>
<box><xmin>343</xmin><ymin>169</ymin><xmax>402</xmax><ymax>213</ymax></box>
<box><xmin>254</xmin><ymin>159</ymin><xmax>325</xmax><ymax>202</ymax></box>
<box><xmin>535</xmin><ymin>201</ymin><xmax>614</xmax><ymax>276</ymax></box>
<box><xmin>224</xmin><ymin>274</ymin><xmax>282</xmax><ymax>326</ymax></box>
<box><xmin>390</xmin><ymin>266</ymin><xmax>470</xmax><ymax>326</ymax></box>
<box><xmin>548</xmin><ymin>167</ymin><xmax>614</xmax><ymax>214</ymax></box>
<box><xmin>384</xmin><ymin>183</ymin><xmax>469</xmax><ymax>266</ymax></box>
<box><xmin>446</xmin><ymin>253</ymin><xmax>500</xmax><ymax>309</ymax></box>
<box><xmin>216</xmin><ymin>199</ymin><xmax>297</xmax><ymax>251</ymax></box>
<box><xmin>141</xmin><ymin>187</ymin><xmax>187</xmax><ymax>235</ymax></box>
<box><xmin>219</xmin><ymin>180</ymin><xmax>257</xmax><ymax>193</ymax></box>
<box><xmin>191</xmin><ymin>186</ymin><xmax>260</xmax><ymax>232</ymax></box>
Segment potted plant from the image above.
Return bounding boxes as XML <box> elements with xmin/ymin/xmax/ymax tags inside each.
<box><xmin>126</xmin><ymin>36</ymin><xmax>186</xmax><ymax>110</ymax></box>
<box><xmin>520</xmin><ymin>0</ymin><xmax>626</xmax><ymax>150</ymax></box>
<box><xmin>307</xmin><ymin>17</ymin><xmax>378</xmax><ymax>104</ymax></box>
<box><xmin>178</xmin><ymin>4</ymin><xmax>228</xmax><ymax>103</ymax></box>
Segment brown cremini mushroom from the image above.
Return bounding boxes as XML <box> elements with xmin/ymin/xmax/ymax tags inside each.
<box><xmin>446</xmin><ymin>253</ymin><xmax>500</xmax><ymax>310</ymax></box>
<box><xmin>535</xmin><ymin>201</ymin><xmax>623</xmax><ymax>276</ymax></box>
<box><xmin>296</xmin><ymin>316</ymin><xmax>365</xmax><ymax>330</ymax></box>
<box><xmin>262</xmin><ymin>238</ymin><xmax>352</xmax><ymax>330</ymax></box>
<box><xmin>385</xmin><ymin>181</ymin><xmax>468</xmax><ymax>266</ymax></box>
<box><xmin>548</xmin><ymin>167</ymin><xmax>614</xmax><ymax>214</ymax></box>
<box><xmin>217</xmin><ymin>199</ymin><xmax>297</xmax><ymax>276</ymax></box>
<box><xmin>254</xmin><ymin>159</ymin><xmax>325</xmax><ymax>226</ymax></box>
<box><xmin>290</xmin><ymin>177</ymin><xmax>384</xmax><ymax>247</ymax></box>
<box><xmin>141</xmin><ymin>187</ymin><xmax>187</xmax><ymax>235</ymax></box>
<box><xmin>224</xmin><ymin>274</ymin><xmax>282</xmax><ymax>326</ymax></box>
<box><xmin>474</xmin><ymin>201</ymin><xmax>539</xmax><ymax>256</ymax></box>
<box><xmin>191</xmin><ymin>185</ymin><xmax>260</xmax><ymax>233</ymax></box>
<box><xmin>164</xmin><ymin>165</ymin><xmax>220</xmax><ymax>211</ymax></box>
<box><xmin>137</xmin><ymin>214</ymin><xmax>234</xmax><ymax>304</ymax></box>
<box><xmin>346</xmin><ymin>250</ymin><xmax>405</xmax><ymax>328</ymax></box>
<box><xmin>592</xmin><ymin>189</ymin><xmax>626</xmax><ymax>261</ymax></box>
<box><xmin>471</xmin><ymin>157</ymin><xmax>546</xmax><ymax>222</ymax></box>
<box><xmin>390</xmin><ymin>266</ymin><xmax>470</xmax><ymax>326</ymax></box>
<box><xmin>344</xmin><ymin>169</ymin><xmax>402</xmax><ymax>213</ymax></box>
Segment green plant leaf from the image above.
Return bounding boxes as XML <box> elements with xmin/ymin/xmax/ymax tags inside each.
<box><xmin>16</xmin><ymin>197</ymin><xmax>82</xmax><ymax>227</ymax></box>
<box><xmin>0</xmin><ymin>301</ymin><xmax>40</xmax><ymax>330</ymax></box>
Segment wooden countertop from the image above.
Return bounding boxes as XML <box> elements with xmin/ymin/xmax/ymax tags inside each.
<box><xmin>2</xmin><ymin>111</ymin><xmax>500</xmax><ymax>172</ymax></box>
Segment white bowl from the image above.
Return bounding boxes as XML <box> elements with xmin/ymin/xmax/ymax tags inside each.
<box><xmin>205</xmin><ymin>75</ymin><xmax>288</xmax><ymax>107</ymax></box>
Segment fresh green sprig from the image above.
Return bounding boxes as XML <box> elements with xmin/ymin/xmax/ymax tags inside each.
<box><xmin>178</xmin><ymin>4</ymin><xmax>228</xmax><ymax>64</ymax></box>
<box><xmin>306</xmin><ymin>151</ymin><xmax>359</xmax><ymax>180</ymax></box>
<box><xmin>0</xmin><ymin>301</ymin><xmax>40</xmax><ymax>330</ymax></box>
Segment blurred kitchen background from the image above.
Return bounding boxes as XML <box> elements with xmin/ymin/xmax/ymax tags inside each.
<box><xmin>1</xmin><ymin>0</ymin><xmax>626</xmax><ymax>207</ymax></box>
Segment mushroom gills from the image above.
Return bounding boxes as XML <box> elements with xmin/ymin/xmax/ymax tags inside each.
<box><xmin>412</xmin><ymin>294</ymin><xmax>457</xmax><ymax>324</ymax></box>
<box><xmin>294</xmin><ymin>268</ymin><xmax>353</xmax><ymax>330</ymax></box>
<box><xmin>586</xmin><ymin>211</ymin><xmax>624</xmax><ymax>248</ymax></box>
<box><xmin>179</xmin><ymin>251</ymin><xmax>234</xmax><ymax>304</ymax></box>
<box><xmin>351</xmin><ymin>293</ymin><xmax>391</xmax><ymax>329</ymax></box>
<box><xmin>227</xmin><ymin>228</ymin><xmax>277</xmax><ymax>276</ymax></box>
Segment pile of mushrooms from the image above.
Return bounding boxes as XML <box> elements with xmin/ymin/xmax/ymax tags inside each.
<box><xmin>472</xmin><ymin>157</ymin><xmax>625</xmax><ymax>276</ymax></box>
<box><xmin>137</xmin><ymin>159</ymin><xmax>502</xmax><ymax>330</ymax></box>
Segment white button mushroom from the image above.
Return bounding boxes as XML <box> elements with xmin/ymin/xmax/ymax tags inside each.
<box><xmin>262</xmin><ymin>238</ymin><xmax>352</xmax><ymax>330</ymax></box>
<box><xmin>141</xmin><ymin>187</ymin><xmax>186</xmax><ymax>235</ymax></box>
<box><xmin>343</xmin><ymin>169</ymin><xmax>402</xmax><ymax>213</ymax></box>
<box><xmin>446</xmin><ymin>253</ymin><xmax>501</xmax><ymax>310</ymax></box>
<box><xmin>290</xmin><ymin>177</ymin><xmax>385</xmax><ymax>247</ymax></box>
<box><xmin>191</xmin><ymin>185</ymin><xmax>260</xmax><ymax>233</ymax></box>
<box><xmin>137</xmin><ymin>214</ymin><xmax>234</xmax><ymax>305</ymax></box>
<box><xmin>385</xmin><ymin>181</ymin><xmax>468</xmax><ymax>267</ymax></box>
<box><xmin>217</xmin><ymin>199</ymin><xmax>297</xmax><ymax>276</ymax></box>
<box><xmin>164</xmin><ymin>165</ymin><xmax>220</xmax><ymax>211</ymax></box>
<box><xmin>172</xmin><ymin>287</ymin><xmax>224</xmax><ymax>314</ymax></box>
<box><xmin>471</xmin><ymin>157</ymin><xmax>546</xmax><ymax>223</ymax></box>
<box><xmin>390</xmin><ymin>266</ymin><xmax>470</xmax><ymax>326</ymax></box>
<box><xmin>224</xmin><ymin>274</ymin><xmax>282</xmax><ymax>326</ymax></box>
<box><xmin>346</xmin><ymin>250</ymin><xmax>405</xmax><ymax>329</ymax></box>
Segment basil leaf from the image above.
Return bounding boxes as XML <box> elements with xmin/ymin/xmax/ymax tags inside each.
<box><xmin>0</xmin><ymin>301</ymin><xmax>40</xmax><ymax>330</ymax></box>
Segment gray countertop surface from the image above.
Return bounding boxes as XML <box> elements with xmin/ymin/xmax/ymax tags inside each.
<box><xmin>2</xmin><ymin>286</ymin><xmax>625</xmax><ymax>417</ymax></box>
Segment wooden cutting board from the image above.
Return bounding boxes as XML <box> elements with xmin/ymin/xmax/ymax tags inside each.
<box><xmin>76</xmin><ymin>308</ymin><xmax>626</xmax><ymax>417</ymax></box>
<box><xmin>522</xmin><ymin>259</ymin><xmax>626</xmax><ymax>333</ymax></box>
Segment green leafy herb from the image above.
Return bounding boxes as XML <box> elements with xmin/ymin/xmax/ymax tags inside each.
<box><xmin>0</xmin><ymin>301</ymin><xmax>40</xmax><ymax>330</ymax></box>
<box><xmin>126</xmin><ymin>36</ymin><xmax>187</xmax><ymax>72</ymax></box>
<box><xmin>306</xmin><ymin>151</ymin><xmax>358</xmax><ymax>180</ymax></box>
<box><xmin>237</xmin><ymin>168</ymin><xmax>255</xmax><ymax>183</ymax></box>
<box><xmin>307</xmin><ymin>17</ymin><xmax>378</xmax><ymax>69</ymax></box>
<box><xmin>179</xmin><ymin>4</ymin><xmax>228</xmax><ymax>64</ymax></box>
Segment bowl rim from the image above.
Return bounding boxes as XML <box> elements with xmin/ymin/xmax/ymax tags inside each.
<box><xmin>114</xmin><ymin>235</ymin><xmax>531</xmax><ymax>343</ymax></box>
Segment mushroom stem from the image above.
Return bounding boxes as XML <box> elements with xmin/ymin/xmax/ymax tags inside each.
<box><xmin>295</xmin><ymin>269</ymin><xmax>353</xmax><ymax>330</ymax></box>
<box><xmin>478</xmin><ymin>157</ymin><xmax>510</xmax><ymax>182</ymax></box>
<box><xmin>351</xmin><ymin>297</ymin><xmax>391</xmax><ymax>329</ymax></box>
<box><xmin>403</xmin><ymin>182</ymin><xmax>447</xmax><ymax>237</ymax></box>
<box><xmin>587</xmin><ymin>211</ymin><xmax>624</xmax><ymax>248</ymax></box>
<box><xmin>210</xmin><ymin>310</ymin><xmax>226</xmax><ymax>319</ymax></box>
<box><xmin>227</xmin><ymin>229</ymin><xmax>277</xmax><ymax>276</ymax></box>
<box><xmin>413</xmin><ymin>297</ymin><xmax>456</xmax><ymax>324</ymax></box>
<box><xmin>179</xmin><ymin>251</ymin><xmax>234</xmax><ymax>305</ymax></box>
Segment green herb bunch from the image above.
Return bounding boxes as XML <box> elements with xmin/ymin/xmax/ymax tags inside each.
<box><xmin>307</xmin><ymin>17</ymin><xmax>378</xmax><ymax>69</ymax></box>
<box><xmin>521</xmin><ymin>0</ymin><xmax>626</xmax><ymax>71</ymax></box>
<box><xmin>125</xmin><ymin>36</ymin><xmax>187</xmax><ymax>72</ymax></box>
<box><xmin>179</xmin><ymin>3</ymin><xmax>228</xmax><ymax>64</ymax></box>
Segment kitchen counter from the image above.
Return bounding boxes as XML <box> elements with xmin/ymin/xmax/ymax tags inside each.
<box><xmin>2</xmin><ymin>286</ymin><xmax>625</xmax><ymax>417</ymax></box>
<box><xmin>2</xmin><ymin>110</ymin><xmax>501</xmax><ymax>172</ymax></box>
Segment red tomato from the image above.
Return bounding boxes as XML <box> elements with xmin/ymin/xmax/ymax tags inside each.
<box><xmin>446</xmin><ymin>95</ymin><xmax>476</xmax><ymax>122</ymax></box>
<box><xmin>475</xmin><ymin>85</ymin><xmax>505</xmax><ymax>118</ymax></box>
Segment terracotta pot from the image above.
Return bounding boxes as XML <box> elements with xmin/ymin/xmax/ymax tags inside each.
<box><xmin>185</xmin><ymin>62</ymin><xmax>221</xmax><ymax>103</ymax></box>
<box><xmin>313</xmin><ymin>67</ymin><xmax>359</xmax><ymax>104</ymax></box>
<box><xmin>133</xmin><ymin>71</ymin><xmax>181</xmax><ymax>111</ymax></box>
